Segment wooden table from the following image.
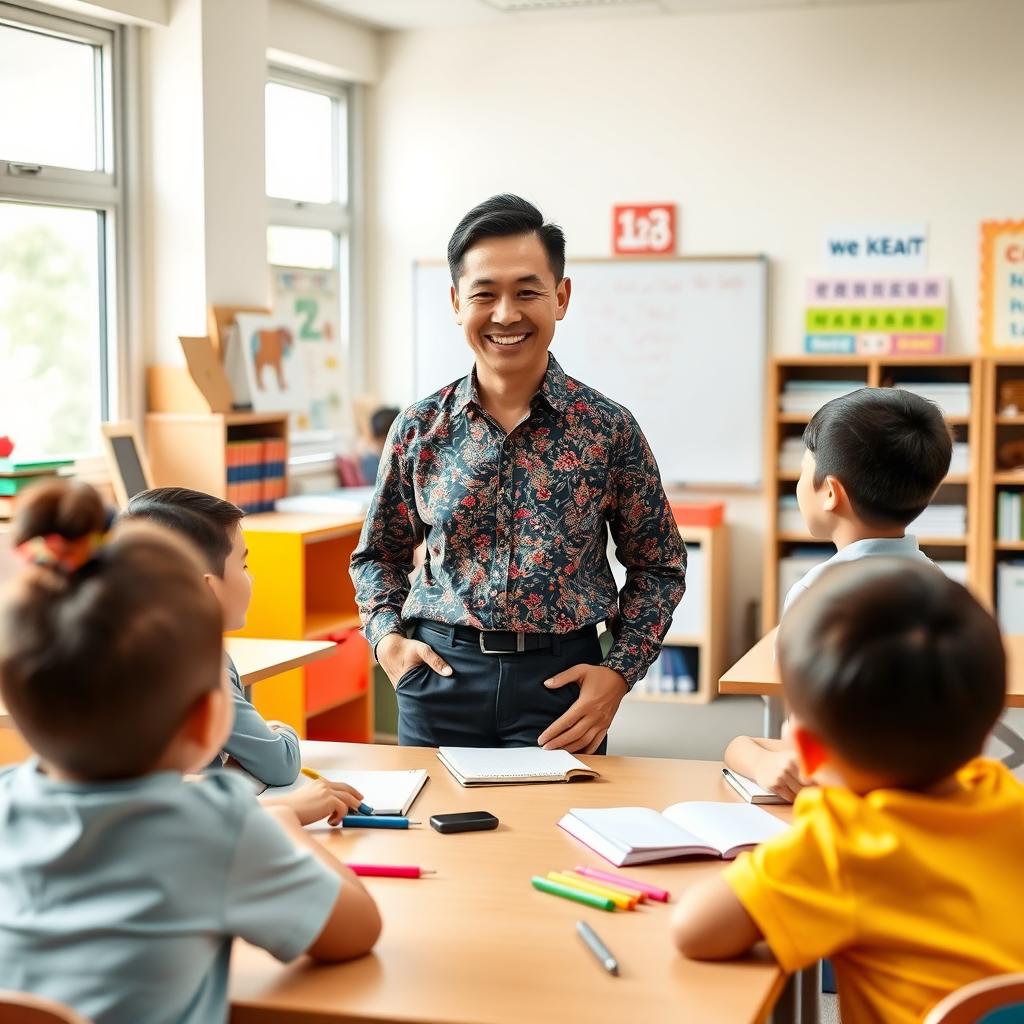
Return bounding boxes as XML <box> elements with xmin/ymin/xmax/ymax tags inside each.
<box><xmin>225</xmin><ymin>637</ymin><xmax>337</xmax><ymax>687</ymax></box>
<box><xmin>0</xmin><ymin>639</ymin><xmax>337</xmax><ymax>733</ymax></box>
<box><xmin>719</xmin><ymin>628</ymin><xmax>1024</xmax><ymax>708</ymax></box>
<box><xmin>230</xmin><ymin>744</ymin><xmax>789</xmax><ymax>1024</ymax></box>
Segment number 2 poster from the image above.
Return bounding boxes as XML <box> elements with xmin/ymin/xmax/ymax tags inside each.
<box><xmin>271</xmin><ymin>266</ymin><xmax>350</xmax><ymax>435</ymax></box>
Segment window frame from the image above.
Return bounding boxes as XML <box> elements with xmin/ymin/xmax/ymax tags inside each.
<box><xmin>0</xmin><ymin>0</ymin><xmax>133</xmax><ymax>439</ymax></box>
<box><xmin>266</xmin><ymin>65</ymin><xmax>364</xmax><ymax>397</ymax></box>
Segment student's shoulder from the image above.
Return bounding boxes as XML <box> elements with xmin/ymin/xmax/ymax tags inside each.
<box><xmin>181</xmin><ymin>770</ymin><xmax>263</xmax><ymax>825</ymax></box>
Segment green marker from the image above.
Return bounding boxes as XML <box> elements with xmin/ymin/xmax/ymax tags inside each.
<box><xmin>531</xmin><ymin>876</ymin><xmax>615</xmax><ymax>912</ymax></box>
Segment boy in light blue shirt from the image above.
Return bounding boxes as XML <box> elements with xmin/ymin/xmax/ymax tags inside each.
<box><xmin>726</xmin><ymin>387</ymin><xmax>952</xmax><ymax>799</ymax></box>
<box><xmin>0</xmin><ymin>480</ymin><xmax>381</xmax><ymax>1023</ymax></box>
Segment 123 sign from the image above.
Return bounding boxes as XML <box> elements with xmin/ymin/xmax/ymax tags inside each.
<box><xmin>613</xmin><ymin>204</ymin><xmax>676</xmax><ymax>255</ymax></box>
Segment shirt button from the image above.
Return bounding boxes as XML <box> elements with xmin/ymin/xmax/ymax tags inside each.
<box><xmin>490</xmin><ymin>588</ymin><xmax>498</xmax><ymax>597</ymax></box>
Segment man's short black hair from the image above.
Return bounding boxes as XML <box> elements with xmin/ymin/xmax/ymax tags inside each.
<box><xmin>803</xmin><ymin>387</ymin><xmax>952</xmax><ymax>528</ymax></box>
<box><xmin>370</xmin><ymin>407</ymin><xmax>400</xmax><ymax>442</ymax></box>
<box><xmin>778</xmin><ymin>559</ymin><xmax>1005</xmax><ymax>789</ymax></box>
<box><xmin>447</xmin><ymin>194</ymin><xmax>566</xmax><ymax>286</ymax></box>
<box><xmin>121</xmin><ymin>487</ymin><xmax>244</xmax><ymax>577</ymax></box>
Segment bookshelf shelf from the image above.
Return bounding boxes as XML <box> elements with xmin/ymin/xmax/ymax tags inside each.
<box><xmin>764</xmin><ymin>356</ymin><xmax>982</xmax><ymax>630</ymax></box>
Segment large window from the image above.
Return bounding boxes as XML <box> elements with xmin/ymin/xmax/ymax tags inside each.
<box><xmin>0</xmin><ymin>2</ymin><xmax>126</xmax><ymax>459</ymax></box>
<box><xmin>266</xmin><ymin>69</ymin><xmax>355</xmax><ymax>445</ymax></box>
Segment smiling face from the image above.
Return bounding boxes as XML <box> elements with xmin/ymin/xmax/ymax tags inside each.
<box><xmin>451</xmin><ymin>232</ymin><xmax>571</xmax><ymax>385</ymax></box>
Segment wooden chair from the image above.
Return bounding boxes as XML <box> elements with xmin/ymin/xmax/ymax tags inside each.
<box><xmin>924</xmin><ymin>974</ymin><xmax>1024</xmax><ymax>1024</ymax></box>
<box><xmin>0</xmin><ymin>992</ymin><xmax>92</xmax><ymax>1024</ymax></box>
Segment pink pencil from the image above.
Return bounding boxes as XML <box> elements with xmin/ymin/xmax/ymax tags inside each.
<box><xmin>574</xmin><ymin>866</ymin><xmax>670</xmax><ymax>902</ymax></box>
<box><xmin>346</xmin><ymin>864</ymin><xmax>436</xmax><ymax>879</ymax></box>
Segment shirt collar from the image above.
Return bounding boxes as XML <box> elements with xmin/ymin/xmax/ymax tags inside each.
<box><xmin>454</xmin><ymin>355</ymin><xmax>570</xmax><ymax>417</ymax></box>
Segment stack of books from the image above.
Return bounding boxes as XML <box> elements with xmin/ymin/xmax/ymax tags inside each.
<box><xmin>779</xmin><ymin>380</ymin><xmax>864</xmax><ymax>416</ymax></box>
<box><xmin>777</xmin><ymin>495</ymin><xmax>808</xmax><ymax>534</ymax></box>
<box><xmin>633</xmin><ymin>648</ymin><xmax>698</xmax><ymax>696</ymax></box>
<box><xmin>0</xmin><ymin>457</ymin><xmax>71</xmax><ymax>520</ymax></box>
<box><xmin>225</xmin><ymin>438</ymin><xmax>287</xmax><ymax>514</ymax></box>
<box><xmin>893</xmin><ymin>382</ymin><xmax>970</xmax><ymax>418</ymax></box>
<box><xmin>948</xmin><ymin>442</ymin><xmax>971</xmax><ymax>476</ymax></box>
<box><xmin>777</xmin><ymin>437</ymin><xmax>806</xmax><ymax>474</ymax></box>
<box><xmin>997</xmin><ymin>491</ymin><xmax>1024</xmax><ymax>542</ymax></box>
<box><xmin>907</xmin><ymin>504</ymin><xmax>967</xmax><ymax>540</ymax></box>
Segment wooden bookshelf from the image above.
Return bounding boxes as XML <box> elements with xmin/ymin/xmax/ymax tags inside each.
<box><xmin>763</xmin><ymin>356</ymin><xmax>982</xmax><ymax>630</ymax></box>
<box><xmin>626</xmin><ymin>523</ymin><xmax>729</xmax><ymax>704</ymax></box>
<box><xmin>232</xmin><ymin>512</ymin><xmax>373</xmax><ymax>743</ymax></box>
<box><xmin>979</xmin><ymin>356</ymin><xmax>1024</xmax><ymax>623</ymax></box>
<box><xmin>145</xmin><ymin>411</ymin><xmax>289</xmax><ymax>503</ymax></box>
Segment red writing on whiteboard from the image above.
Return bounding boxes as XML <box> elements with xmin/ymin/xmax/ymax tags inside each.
<box><xmin>613</xmin><ymin>204</ymin><xmax>676</xmax><ymax>255</ymax></box>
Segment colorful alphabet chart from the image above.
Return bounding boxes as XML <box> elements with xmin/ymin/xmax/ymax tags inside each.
<box><xmin>980</xmin><ymin>220</ymin><xmax>1024</xmax><ymax>354</ymax></box>
<box><xmin>804</xmin><ymin>275</ymin><xmax>949</xmax><ymax>355</ymax></box>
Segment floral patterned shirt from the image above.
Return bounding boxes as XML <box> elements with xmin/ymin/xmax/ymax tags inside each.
<box><xmin>349</xmin><ymin>356</ymin><xmax>687</xmax><ymax>687</ymax></box>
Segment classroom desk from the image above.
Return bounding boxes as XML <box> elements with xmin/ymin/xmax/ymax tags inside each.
<box><xmin>224</xmin><ymin>637</ymin><xmax>337</xmax><ymax>687</ymax></box>
<box><xmin>230</xmin><ymin>744</ymin><xmax>791</xmax><ymax>1024</ymax></box>
<box><xmin>0</xmin><ymin>639</ymin><xmax>337</xmax><ymax>732</ymax></box>
<box><xmin>719</xmin><ymin>628</ymin><xmax>1024</xmax><ymax>708</ymax></box>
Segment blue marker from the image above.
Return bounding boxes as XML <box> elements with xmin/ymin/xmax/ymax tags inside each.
<box><xmin>342</xmin><ymin>815</ymin><xmax>418</xmax><ymax>830</ymax></box>
<box><xmin>357</xmin><ymin>802</ymin><xmax>375</xmax><ymax>815</ymax></box>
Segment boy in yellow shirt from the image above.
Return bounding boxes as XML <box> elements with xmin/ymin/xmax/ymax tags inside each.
<box><xmin>673</xmin><ymin>559</ymin><xmax>1024</xmax><ymax>1024</ymax></box>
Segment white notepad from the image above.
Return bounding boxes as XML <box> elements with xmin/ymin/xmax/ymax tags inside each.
<box><xmin>261</xmin><ymin>741</ymin><xmax>429</xmax><ymax>817</ymax></box>
<box><xmin>437</xmin><ymin>746</ymin><xmax>600</xmax><ymax>787</ymax></box>
<box><xmin>721</xmin><ymin>768</ymin><xmax>788</xmax><ymax>805</ymax></box>
<box><xmin>559</xmin><ymin>802</ymin><xmax>788</xmax><ymax>866</ymax></box>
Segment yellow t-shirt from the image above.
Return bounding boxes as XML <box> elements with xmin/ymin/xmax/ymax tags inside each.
<box><xmin>723</xmin><ymin>759</ymin><xmax>1024</xmax><ymax>1024</ymax></box>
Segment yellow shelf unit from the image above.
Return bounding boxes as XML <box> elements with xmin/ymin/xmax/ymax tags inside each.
<box><xmin>764</xmin><ymin>355</ymin><xmax>982</xmax><ymax>630</ymax></box>
<box><xmin>627</xmin><ymin>523</ymin><xmax>729</xmax><ymax>705</ymax></box>
<box><xmin>232</xmin><ymin>513</ymin><xmax>373</xmax><ymax>742</ymax></box>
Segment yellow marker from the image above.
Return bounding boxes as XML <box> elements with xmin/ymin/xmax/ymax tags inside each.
<box><xmin>300</xmin><ymin>766</ymin><xmax>322</xmax><ymax>780</ymax></box>
<box><xmin>563</xmin><ymin>870</ymin><xmax>646</xmax><ymax>903</ymax></box>
<box><xmin>547</xmin><ymin>872</ymin><xmax>637</xmax><ymax>910</ymax></box>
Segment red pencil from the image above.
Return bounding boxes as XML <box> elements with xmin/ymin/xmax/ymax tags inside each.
<box><xmin>346</xmin><ymin>864</ymin><xmax>436</xmax><ymax>879</ymax></box>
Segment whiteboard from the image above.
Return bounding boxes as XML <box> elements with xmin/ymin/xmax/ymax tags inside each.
<box><xmin>413</xmin><ymin>256</ymin><xmax>767</xmax><ymax>486</ymax></box>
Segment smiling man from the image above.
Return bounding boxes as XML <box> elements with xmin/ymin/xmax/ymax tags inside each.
<box><xmin>350</xmin><ymin>195</ymin><xmax>686</xmax><ymax>752</ymax></box>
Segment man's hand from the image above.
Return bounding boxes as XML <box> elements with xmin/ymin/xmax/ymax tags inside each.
<box><xmin>537</xmin><ymin>664</ymin><xmax>628</xmax><ymax>753</ymax></box>
<box><xmin>376</xmin><ymin>633</ymin><xmax>452</xmax><ymax>689</ymax></box>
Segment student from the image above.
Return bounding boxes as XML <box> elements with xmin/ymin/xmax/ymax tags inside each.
<box><xmin>0</xmin><ymin>480</ymin><xmax>381</xmax><ymax>1023</ymax></box>
<box><xmin>673</xmin><ymin>559</ymin><xmax>1024</xmax><ymax>1024</ymax></box>
<box><xmin>725</xmin><ymin>387</ymin><xmax>952</xmax><ymax>799</ymax></box>
<box><xmin>122</xmin><ymin>487</ymin><xmax>361</xmax><ymax>823</ymax></box>
<box><xmin>359</xmin><ymin>406</ymin><xmax>400</xmax><ymax>485</ymax></box>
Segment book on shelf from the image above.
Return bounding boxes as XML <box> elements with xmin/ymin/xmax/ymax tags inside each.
<box><xmin>997</xmin><ymin>561</ymin><xmax>1024</xmax><ymax>633</ymax></box>
<box><xmin>997</xmin><ymin>491</ymin><xmax>1023</xmax><ymax>542</ymax></box>
<box><xmin>779</xmin><ymin>380</ymin><xmax>864</xmax><ymax>415</ymax></box>
<box><xmin>892</xmin><ymin>382</ymin><xmax>971</xmax><ymax>418</ymax></box>
<box><xmin>225</xmin><ymin>437</ymin><xmax>287</xmax><ymax>513</ymax></box>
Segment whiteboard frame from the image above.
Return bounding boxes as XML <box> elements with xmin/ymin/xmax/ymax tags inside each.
<box><xmin>412</xmin><ymin>254</ymin><xmax>769</xmax><ymax>490</ymax></box>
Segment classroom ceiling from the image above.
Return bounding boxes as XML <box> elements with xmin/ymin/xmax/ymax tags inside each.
<box><xmin>306</xmin><ymin>0</ymin><xmax>945</xmax><ymax>31</ymax></box>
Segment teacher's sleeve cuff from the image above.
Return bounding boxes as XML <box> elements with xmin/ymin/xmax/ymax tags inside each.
<box><xmin>602</xmin><ymin>650</ymin><xmax>639</xmax><ymax>690</ymax></box>
<box><xmin>366</xmin><ymin>610</ymin><xmax>405</xmax><ymax>655</ymax></box>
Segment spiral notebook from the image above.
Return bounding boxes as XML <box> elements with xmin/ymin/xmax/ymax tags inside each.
<box><xmin>437</xmin><ymin>746</ymin><xmax>600</xmax><ymax>787</ymax></box>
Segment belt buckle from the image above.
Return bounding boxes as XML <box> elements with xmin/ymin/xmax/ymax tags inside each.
<box><xmin>478</xmin><ymin>631</ymin><xmax>526</xmax><ymax>655</ymax></box>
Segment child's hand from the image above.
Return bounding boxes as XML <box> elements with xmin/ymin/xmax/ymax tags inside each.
<box><xmin>274</xmin><ymin>779</ymin><xmax>365</xmax><ymax>827</ymax></box>
<box><xmin>753</xmin><ymin>750</ymin><xmax>806</xmax><ymax>802</ymax></box>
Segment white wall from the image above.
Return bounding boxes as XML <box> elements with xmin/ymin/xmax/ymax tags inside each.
<box><xmin>367</xmin><ymin>0</ymin><xmax>1024</xmax><ymax>656</ymax></box>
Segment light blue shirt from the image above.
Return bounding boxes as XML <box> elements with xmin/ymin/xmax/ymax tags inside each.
<box><xmin>0</xmin><ymin>760</ymin><xmax>340</xmax><ymax>1024</ymax></box>
<box><xmin>210</xmin><ymin>655</ymin><xmax>301</xmax><ymax>787</ymax></box>
<box><xmin>782</xmin><ymin>535</ymin><xmax>932</xmax><ymax>615</ymax></box>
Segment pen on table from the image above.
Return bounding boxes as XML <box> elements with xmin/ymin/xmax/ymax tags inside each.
<box><xmin>300</xmin><ymin>767</ymin><xmax>375</xmax><ymax>816</ymax></box>
<box><xmin>576</xmin><ymin>920</ymin><xmax>619</xmax><ymax>976</ymax></box>
<box><xmin>531</xmin><ymin>876</ymin><xmax>615</xmax><ymax>912</ymax></box>
<box><xmin>574</xmin><ymin>865</ymin><xmax>671</xmax><ymax>903</ymax></box>
<box><xmin>342</xmin><ymin>815</ymin><xmax>419</xmax><ymax>829</ymax></box>
<box><xmin>346</xmin><ymin>864</ymin><xmax>436</xmax><ymax>879</ymax></box>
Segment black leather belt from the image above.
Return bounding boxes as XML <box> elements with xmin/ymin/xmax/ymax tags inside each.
<box><xmin>417</xmin><ymin>620</ymin><xmax>598</xmax><ymax>656</ymax></box>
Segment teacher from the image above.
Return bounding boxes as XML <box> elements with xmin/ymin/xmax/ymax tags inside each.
<box><xmin>350</xmin><ymin>195</ymin><xmax>686</xmax><ymax>753</ymax></box>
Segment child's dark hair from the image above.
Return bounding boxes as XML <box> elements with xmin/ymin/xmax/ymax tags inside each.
<box><xmin>370</xmin><ymin>407</ymin><xmax>400</xmax><ymax>442</ymax></box>
<box><xmin>2</xmin><ymin>481</ymin><xmax>224</xmax><ymax>780</ymax></box>
<box><xmin>122</xmin><ymin>487</ymin><xmax>244</xmax><ymax>576</ymax></box>
<box><xmin>803</xmin><ymin>387</ymin><xmax>952</xmax><ymax>527</ymax></box>
<box><xmin>778</xmin><ymin>559</ymin><xmax>1005</xmax><ymax>789</ymax></box>
<box><xmin>447</xmin><ymin>193</ymin><xmax>566</xmax><ymax>285</ymax></box>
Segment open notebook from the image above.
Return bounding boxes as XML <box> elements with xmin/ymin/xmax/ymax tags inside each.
<box><xmin>261</xmin><ymin>741</ymin><xmax>428</xmax><ymax>817</ymax></box>
<box><xmin>559</xmin><ymin>802</ymin><xmax>788</xmax><ymax>866</ymax></box>
<box><xmin>437</xmin><ymin>746</ymin><xmax>600</xmax><ymax>787</ymax></box>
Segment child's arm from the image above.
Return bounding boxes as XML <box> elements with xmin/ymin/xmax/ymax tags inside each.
<box><xmin>222</xmin><ymin>685</ymin><xmax>302</xmax><ymax>787</ymax></box>
<box><xmin>264</xmin><ymin>806</ymin><xmax>382</xmax><ymax>961</ymax></box>
<box><xmin>263</xmin><ymin>777</ymin><xmax>364</xmax><ymax>826</ymax></box>
<box><xmin>671</xmin><ymin>875</ymin><xmax>763</xmax><ymax>959</ymax></box>
<box><xmin>724</xmin><ymin>735</ymin><xmax>806</xmax><ymax>802</ymax></box>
